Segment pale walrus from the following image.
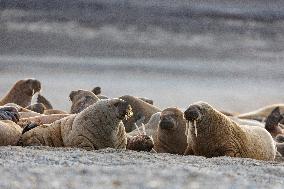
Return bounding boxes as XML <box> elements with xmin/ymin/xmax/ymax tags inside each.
<box><xmin>0</xmin><ymin>79</ymin><xmax>41</xmax><ymax>107</ymax></box>
<box><xmin>18</xmin><ymin>98</ymin><xmax>132</xmax><ymax>150</ymax></box>
<box><xmin>0</xmin><ymin>106</ymin><xmax>22</xmax><ymax>145</ymax></box>
<box><xmin>184</xmin><ymin>101</ymin><xmax>276</xmax><ymax>161</ymax></box>
<box><xmin>237</xmin><ymin>104</ymin><xmax>284</xmax><ymax>121</ymax></box>
<box><xmin>69</xmin><ymin>90</ymin><xmax>100</xmax><ymax>114</ymax></box>
<box><xmin>119</xmin><ymin>95</ymin><xmax>161</xmax><ymax>132</ymax></box>
<box><xmin>154</xmin><ymin>107</ymin><xmax>188</xmax><ymax>155</ymax></box>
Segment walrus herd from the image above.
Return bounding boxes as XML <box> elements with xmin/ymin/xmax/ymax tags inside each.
<box><xmin>0</xmin><ymin>78</ymin><xmax>283</xmax><ymax>161</ymax></box>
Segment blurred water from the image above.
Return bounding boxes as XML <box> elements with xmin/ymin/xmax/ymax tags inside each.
<box><xmin>1</xmin><ymin>1</ymin><xmax>284</xmax><ymax>113</ymax></box>
<box><xmin>0</xmin><ymin>55</ymin><xmax>283</xmax><ymax>113</ymax></box>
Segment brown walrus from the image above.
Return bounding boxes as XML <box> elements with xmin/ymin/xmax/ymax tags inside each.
<box><xmin>0</xmin><ymin>106</ymin><xmax>22</xmax><ymax>145</ymax></box>
<box><xmin>0</xmin><ymin>79</ymin><xmax>41</xmax><ymax>107</ymax></box>
<box><xmin>154</xmin><ymin>107</ymin><xmax>188</xmax><ymax>155</ymax></box>
<box><xmin>26</xmin><ymin>103</ymin><xmax>46</xmax><ymax>114</ymax></box>
<box><xmin>119</xmin><ymin>95</ymin><xmax>161</xmax><ymax>132</ymax></box>
<box><xmin>184</xmin><ymin>101</ymin><xmax>276</xmax><ymax>161</ymax></box>
<box><xmin>37</xmin><ymin>94</ymin><xmax>53</xmax><ymax>109</ymax></box>
<box><xmin>18</xmin><ymin>98</ymin><xmax>132</xmax><ymax>150</ymax></box>
<box><xmin>264</xmin><ymin>107</ymin><xmax>284</xmax><ymax>137</ymax></box>
<box><xmin>69</xmin><ymin>90</ymin><xmax>100</xmax><ymax>114</ymax></box>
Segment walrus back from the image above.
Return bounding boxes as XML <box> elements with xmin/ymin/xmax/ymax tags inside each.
<box><xmin>0</xmin><ymin>120</ymin><xmax>22</xmax><ymax>146</ymax></box>
<box><xmin>19</xmin><ymin>115</ymin><xmax>76</xmax><ymax>147</ymax></box>
<box><xmin>240</xmin><ymin>125</ymin><xmax>276</xmax><ymax>161</ymax></box>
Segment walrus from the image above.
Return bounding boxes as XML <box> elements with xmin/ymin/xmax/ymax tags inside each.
<box><xmin>0</xmin><ymin>106</ymin><xmax>22</xmax><ymax>145</ymax></box>
<box><xmin>26</xmin><ymin>103</ymin><xmax>46</xmax><ymax>114</ymax></box>
<box><xmin>18</xmin><ymin>98</ymin><xmax>132</xmax><ymax>150</ymax></box>
<box><xmin>92</xmin><ymin>86</ymin><xmax>101</xmax><ymax>95</ymax></box>
<box><xmin>154</xmin><ymin>107</ymin><xmax>188</xmax><ymax>155</ymax></box>
<box><xmin>69</xmin><ymin>90</ymin><xmax>100</xmax><ymax>114</ymax></box>
<box><xmin>183</xmin><ymin>101</ymin><xmax>276</xmax><ymax>161</ymax></box>
<box><xmin>37</xmin><ymin>94</ymin><xmax>53</xmax><ymax>109</ymax></box>
<box><xmin>44</xmin><ymin>109</ymin><xmax>68</xmax><ymax>115</ymax></box>
<box><xmin>4</xmin><ymin>103</ymin><xmax>42</xmax><ymax>118</ymax></box>
<box><xmin>264</xmin><ymin>107</ymin><xmax>284</xmax><ymax>137</ymax></box>
<box><xmin>119</xmin><ymin>95</ymin><xmax>161</xmax><ymax>132</ymax></box>
<box><xmin>0</xmin><ymin>79</ymin><xmax>41</xmax><ymax>107</ymax></box>
<box><xmin>128</xmin><ymin>112</ymin><xmax>161</xmax><ymax>138</ymax></box>
<box><xmin>17</xmin><ymin>114</ymin><xmax>70</xmax><ymax>128</ymax></box>
<box><xmin>237</xmin><ymin>104</ymin><xmax>284</xmax><ymax>121</ymax></box>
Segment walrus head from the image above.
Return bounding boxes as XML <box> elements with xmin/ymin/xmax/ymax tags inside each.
<box><xmin>183</xmin><ymin>102</ymin><xmax>224</xmax><ymax>138</ymax></box>
<box><xmin>17</xmin><ymin>78</ymin><xmax>41</xmax><ymax>96</ymax></box>
<box><xmin>114</xmin><ymin>99</ymin><xmax>133</xmax><ymax>120</ymax></box>
<box><xmin>156</xmin><ymin>107</ymin><xmax>188</xmax><ymax>154</ymax></box>
<box><xmin>92</xmin><ymin>86</ymin><xmax>101</xmax><ymax>95</ymax></box>
<box><xmin>159</xmin><ymin>108</ymin><xmax>182</xmax><ymax>130</ymax></box>
<box><xmin>265</xmin><ymin>107</ymin><xmax>284</xmax><ymax>137</ymax></box>
<box><xmin>69</xmin><ymin>90</ymin><xmax>100</xmax><ymax>114</ymax></box>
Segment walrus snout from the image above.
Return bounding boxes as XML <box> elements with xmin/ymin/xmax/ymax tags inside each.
<box><xmin>184</xmin><ymin>106</ymin><xmax>201</xmax><ymax>122</ymax></box>
<box><xmin>159</xmin><ymin>118</ymin><xmax>175</xmax><ymax>130</ymax></box>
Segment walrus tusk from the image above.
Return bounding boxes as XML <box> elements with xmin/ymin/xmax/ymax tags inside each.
<box><xmin>194</xmin><ymin>120</ymin><xmax>197</xmax><ymax>137</ymax></box>
<box><xmin>141</xmin><ymin>123</ymin><xmax>146</xmax><ymax>135</ymax></box>
<box><xmin>134</xmin><ymin>123</ymin><xmax>141</xmax><ymax>135</ymax></box>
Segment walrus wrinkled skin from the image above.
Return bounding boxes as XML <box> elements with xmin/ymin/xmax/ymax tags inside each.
<box><xmin>0</xmin><ymin>106</ymin><xmax>22</xmax><ymax>145</ymax></box>
<box><xmin>0</xmin><ymin>79</ymin><xmax>41</xmax><ymax>107</ymax></box>
<box><xmin>154</xmin><ymin>108</ymin><xmax>188</xmax><ymax>155</ymax></box>
<box><xmin>69</xmin><ymin>90</ymin><xmax>100</xmax><ymax>114</ymax></box>
<box><xmin>18</xmin><ymin>99</ymin><xmax>132</xmax><ymax>150</ymax></box>
<box><xmin>184</xmin><ymin>102</ymin><xmax>276</xmax><ymax>161</ymax></box>
<box><xmin>0</xmin><ymin>120</ymin><xmax>22</xmax><ymax>146</ymax></box>
<box><xmin>237</xmin><ymin>104</ymin><xmax>284</xmax><ymax>121</ymax></box>
<box><xmin>119</xmin><ymin>95</ymin><xmax>161</xmax><ymax>132</ymax></box>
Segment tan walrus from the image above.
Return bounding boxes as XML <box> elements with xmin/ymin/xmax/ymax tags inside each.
<box><xmin>69</xmin><ymin>90</ymin><xmax>100</xmax><ymax>114</ymax></box>
<box><xmin>119</xmin><ymin>95</ymin><xmax>161</xmax><ymax>132</ymax></box>
<box><xmin>18</xmin><ymin>98</ymin><xmax>132</xmax><ymax>150</ymax></box>
<box><xmin>0</xmin><ymin>106</ymin><xmax>22</xmax><ymax>145</ymax></box>
<box><xmin>184</xmin><ymin>101</ymin><xmax>276</xmax><ymax>161</ymax></box>
<box><xmin>154</xmin><ymin>107</ymin><xmax>188</xmax><ymax>155</ymax></box>
<box><xmin>0</xmin><ymin>79</ymin><xmax>41</xmax><ymax>107</ymax></box>
<box><xmin>237</xmin><ymin>104</ymin><xmax>284</xmax><ymax>121</ymax></box>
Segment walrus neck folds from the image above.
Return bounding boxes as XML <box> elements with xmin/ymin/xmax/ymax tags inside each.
<box><xmin>72</xmin><ymin>101</ymin><xmax>127</xmax><ymax>149</ymax></box>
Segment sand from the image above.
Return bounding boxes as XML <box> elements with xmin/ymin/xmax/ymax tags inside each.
<box><xmin>0</xmin><ymin>146</ymin><xmax>283</xmax><ymax>189</ymax></box>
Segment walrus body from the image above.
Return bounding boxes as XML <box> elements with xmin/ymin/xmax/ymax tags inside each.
<box><xmin>238</xmin><ymin>104</ymin><xmax>284</xmax><ymax>121</ymax></box>
<box><xmin>119</xmin><ymin>95</ymin><xmax>161</xmax><ymax>132</ymax></box>
<box><xmin>37</xmin><ymin>94</ymin><xmax>53</xmax><ymax>109</ymax></box>
<box><xmin>0</xmin><ymin>79</ymin><xmax>41</xmax><ymax>107</ymax></box>
<box><xmin>184</xmin><ymin>102</ymin><xmax>276</xmax><ymax>161</ymax></box>
<box><xmin>0</xmin><ymin>120</ymin><xmax>22</xmax><ymax>145</ymax></box>
<box><xmin>19</xmin><ymin>99</ymin><xmax>131</xmax><ymax>150</ymax></box>
<box><xmin>154</xmin><ymin>108</ymin><xmax>188</xmax><ymax>155</ymax></box>
<box><xmin>69</xmin><ymin>90</ymin><xmax>100</xmax><ymax>114</ymax></box>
